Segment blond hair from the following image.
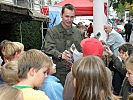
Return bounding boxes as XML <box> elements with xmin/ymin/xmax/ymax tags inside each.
<box><xmin>13</xmin><ymin>42</ymin><xmax>24</xmax><ymax>54</ymax></box>
<box><xmin>18</xmin><ymin>49</ymin><xmax>53</xmax><ymax>79</ymax></box>
<box><xmin>0</xmin><ymin>84</ymin><xmax>23</xmax><ymax>100</ymax></box>
<box><xmin>3</xmin><ymin>42</ymin><xmax>19</xmax><ymax>61</ymax></box>
<box><xmin>3</xmin><ymin>42</ymin><xmax>24</xmax><ymax>61</ymax></box>
<box><xmin>1</xmin><ymin>61</ymin><xmax>19</xmax><ymax>84</ymax></box>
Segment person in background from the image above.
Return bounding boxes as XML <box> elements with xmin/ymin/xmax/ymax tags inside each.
<box><xmin>39</xmin><ymin>60</ymin><xmax>63</xmax><ymax>100</ymax></box>
<box><xmin>0</xmin><ymin>84</ymin><xmax>23</xmax><ymax>100</ymax></box>
<box><xmin>76</xmin><ymin>22</ymin><xmax>87</xmax><ymax>39</ymax></box>
<box><xmin>104</xmin><ymin>24</ymin><xmax>125</xmax><ymax>57</ymax></box>
<box><xmin>72</xmin><ymin>56</ymin><xmax>120</xmax><ymax>100</ymax></box>
<box><xmin>87</xmin><ymin>23</ymin><xmax>93</xmax><ymax>38</ymax></box>
<box><xmin>104</xmin><ymin>23</ymin><xmax>125</xmax><ymax>95</ymax></box>
<box><xmin>105</xmin><ymin>44</ymin><xmax>133</xmax><ymax>100</ymax></box>
<box><xmin>14</xmin><ymin>49</ymin><xmax>51</xmax><ymax>100</ymax></box>
<box><xmin>44</xmin><ymin>3</ymin><xmax>82</xmax><ymax>85</ymax></box>
<box><xmin>124</xmin><ymin>20</ymin><xmax>132</xmax><ymax>42</ymax></box>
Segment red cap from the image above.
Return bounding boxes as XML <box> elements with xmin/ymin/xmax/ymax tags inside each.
<box><xmin>80</xmin><ymin>38</ymin><xmax>104</xmax><ymax>58</ymax></box>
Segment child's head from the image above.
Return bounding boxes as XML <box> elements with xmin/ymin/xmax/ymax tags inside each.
<box><xmin>0</xmin><ymin>84</ymin><xmax>23</xmax><ymax>100</ymax></box>
<box><xmin>72</xmin><ymin>56</ymin><xmax>112</xmax><ymax>100</ymax></box>
<box><xmin>126</xmin><ymin>55</ymin><xmax>133</xmax><ymax>86</ymax></box>
<box><xmin>119</xmin><ymin>43</ymin><xmax>133</xmax><ymax>61</ymax></box>
<box><xmin>0</xmin><ymin>40</ymin><xmax>11</xmax><ymax>52</ymax></box>
<box><xmin>18</xmin><ymin>49</ymin><xmax>53</xmax><ymax>87</ymax></box>
<box><xmin>1</xmin><ymin>61</ymin><xmax>19</xmax><ymax>84</ymax></box>
<box><xmin>3</xmin><ymin>42</ymin><xmax>21</xmax><ymax>61</ymax></box>
<box><xmin>13</xmin><ymin>42</ymin><xmax>24</xmax><ymax>54</ymax></box>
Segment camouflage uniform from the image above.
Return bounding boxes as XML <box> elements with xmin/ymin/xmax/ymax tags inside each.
<box><xmin>44</xmin><ymin>23</ymin><xmax>82</xmax><ymax>85</ymax></box>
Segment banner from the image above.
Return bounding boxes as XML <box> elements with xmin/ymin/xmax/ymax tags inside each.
<box><xmin>48</xmin><ymin>6</ymin><xmax>62</xmax><ymax>28</ymax></box>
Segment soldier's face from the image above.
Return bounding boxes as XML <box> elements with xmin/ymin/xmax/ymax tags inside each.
<box><xmin>61</xmin><ymin>8</ymin><xmax>75</xmax><ymax>28</ymax></box>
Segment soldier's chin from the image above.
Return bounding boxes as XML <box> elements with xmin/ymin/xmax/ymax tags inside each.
<box><xmin>66</xmin><ymin>23</ymin><xmax>72</xmax><ymax>27</ymax></box>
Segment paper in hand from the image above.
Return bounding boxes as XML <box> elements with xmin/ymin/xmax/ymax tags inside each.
<box><xmin>70</xmin><ymin>44</ymin><xmax>82</xmax><ymax>62</ymax></box>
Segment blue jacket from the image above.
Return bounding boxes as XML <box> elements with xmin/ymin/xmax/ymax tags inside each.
<box><xmin>39</xmin><ymin>75</ymin><xmax>63</xmax><ymax>100</ymax></box>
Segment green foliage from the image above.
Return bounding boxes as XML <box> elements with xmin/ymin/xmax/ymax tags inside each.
<box><xmin>116</xmin><ymin>3</ymin><xmax>125</xmax><ymax>18</ymax></box>
<box><xmin>12</xmin><ymin>21</ymin><xmax>44</xmax><ymax>50</ymax></box>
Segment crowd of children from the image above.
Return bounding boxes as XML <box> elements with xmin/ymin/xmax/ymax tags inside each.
<box><xmin>0</xmin><ymin>37</ymin><xmax>132</xmax><ymax>100</ymax></box>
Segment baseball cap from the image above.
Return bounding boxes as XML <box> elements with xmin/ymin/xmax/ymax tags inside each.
<box><xmin>80</xmin><ymin>38</ymin><xmax>104</xmax><ymax>58</ymax></box>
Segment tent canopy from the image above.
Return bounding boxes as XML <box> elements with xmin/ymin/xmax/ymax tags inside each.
<box><xmin>41</xmin><ymin>0</ymin><xmax>93</xmax><ymax>16</ymax></box>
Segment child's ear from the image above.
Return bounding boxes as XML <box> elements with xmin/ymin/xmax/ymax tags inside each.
<box><xmin>28</xmin><ymin>68</ymin><xmax>35</xmax><ymax>76</ymax></box>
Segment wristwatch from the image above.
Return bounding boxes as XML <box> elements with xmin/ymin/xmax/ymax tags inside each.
<box><xmin>58</xmin><ymin>53</ymin><xmax>62</xmax><ymax>60</ymax></box>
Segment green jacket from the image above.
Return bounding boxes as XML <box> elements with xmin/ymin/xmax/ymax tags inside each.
<box><xmin>44</xmin><ymin>22</ymin><xmax>82</xmax><ymax>84</ymax></box>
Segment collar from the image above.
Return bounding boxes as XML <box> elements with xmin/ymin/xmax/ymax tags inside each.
<box><xmin>14</xmin><ymin>85</ymin><xmax>32</xmax><ymax>89</ymax></box>
<box><xmin>58</xmin><ymin>22</ymin><xmax>74</xmax><ymax>35</ymax></box>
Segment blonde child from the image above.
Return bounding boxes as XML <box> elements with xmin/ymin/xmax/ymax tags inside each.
<box><xmin>0</xmin><ymin>84</ymin><xmax>23</xmax><ymax>100</ymax></box>
<box><xmin>14</xmin><ymin>49</ymin><xmax>52</xmax><ymax>100</ymax></box>
<box><xmin>3</xmin><ymin>41</ymin><xmax>24</xmax><ymax>63</ymax></box>
<box><xmin>1</xmin><ymin>61</ymin><xmax>19</xmax><ymax>84</ymax></box>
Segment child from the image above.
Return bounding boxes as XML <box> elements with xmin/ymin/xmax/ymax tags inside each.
<box><xmin>3</xmin><ymin>41</ymin><xmax>24</xmax><ymax>63</ymax></box>
<box><xmin>126</xmin><ymin>55</ymin><xmax>133</xmax><ymax>87</ymax></box>
<box><xmin>39</xmin><ymin>61</ymin><xmax>64</xmax><ymax>100</ymax></box>
<box><xmin>14</xmin><ymin>49</ymin><xmax>52</xmax><ymax>100</ymax></box>
<box><xmin>1</xmin><ymin>61</ymin><xmax>19</xmax><ymax>84</ymax></box>
<box><xmin>0</xmin><ymin>84</ymin><xmax>23</xmax><ymax>100</ymax></box>
<box><xmin>72</xmin><ymin>56</ymin><xmax>119</xmax><ymax>100</ymax></box>
<box><xmin>0</xmin><ymin>40</ymin><xmax>11</xmax><ymax>65</ymax></box>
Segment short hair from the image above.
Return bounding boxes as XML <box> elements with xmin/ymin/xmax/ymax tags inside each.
<box><xmin>1</xmin><ymin>61</ymin><xmax>18</xmax><ymax>84</ymax></box>
<box><xmin>3</xmin><ymin>42</ymin><xmax>24</xmax><ymax>61</ymax></box>
<box><xmin>76</xmin><ymin>22</ymin><xmax>83</xmax><ymax>28</ymax></box>
<box><xmin>72</xmin><ymin>56</ymin><xmax>112</xmax><ymax>100</ymax></box>
<box><xmin>61</xmin><ymin>3</ymin><xmax>75</xmax><ymax>14</ymax></box>
<box><xmin>18</xmin><ymin>49</ymin><xmax>53</xmax><ymax>79</ymax></box>
<box><xmin>13</xmin><ymin>42</ymin><xmax>24</xmax><ymax>54</ymax></box>
<box><xmin>0</xmin><ymin>84</ymin><xmax>23</xmax><ymax>100</ymax></box>
<box><xmin>3</xmin><ymin>42</ymin><xmax>20</xmax><ymax>61</ymax></box>
<box><xmin>118</xmin><ymin>43</ymin><xmax>132</xmax><ymax>52</ymax></box>
<box><xmin>76</xmin><ymin>22</ymin><xmax>87</xmax><ymax>30</ymax></box>
<box><xmin>0</xmin><ymin>40</ymin><xmax>11</xmax><ymax>51</ymax></box>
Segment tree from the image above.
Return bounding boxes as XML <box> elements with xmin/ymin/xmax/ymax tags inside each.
<box><xmin>116</xmin><ymin>3</ymin><xmax>125</xmax><ymax>18</ymax></box>
<box><xmin>125</xmin><ymin>2</ymin><xmax>133</xmax><ymax>15</ymax></box>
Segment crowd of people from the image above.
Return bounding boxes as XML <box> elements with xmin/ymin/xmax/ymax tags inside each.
<box><xmin>0</xmin><ymin>3</ymin><xmax>133</xmax><ymax>100</ymax></box>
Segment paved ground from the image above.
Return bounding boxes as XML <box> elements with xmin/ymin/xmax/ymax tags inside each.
<box><xmin>129</xmin><ymin>31</ymin><xmax>133</xmax><ymax>44</ymax></box>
